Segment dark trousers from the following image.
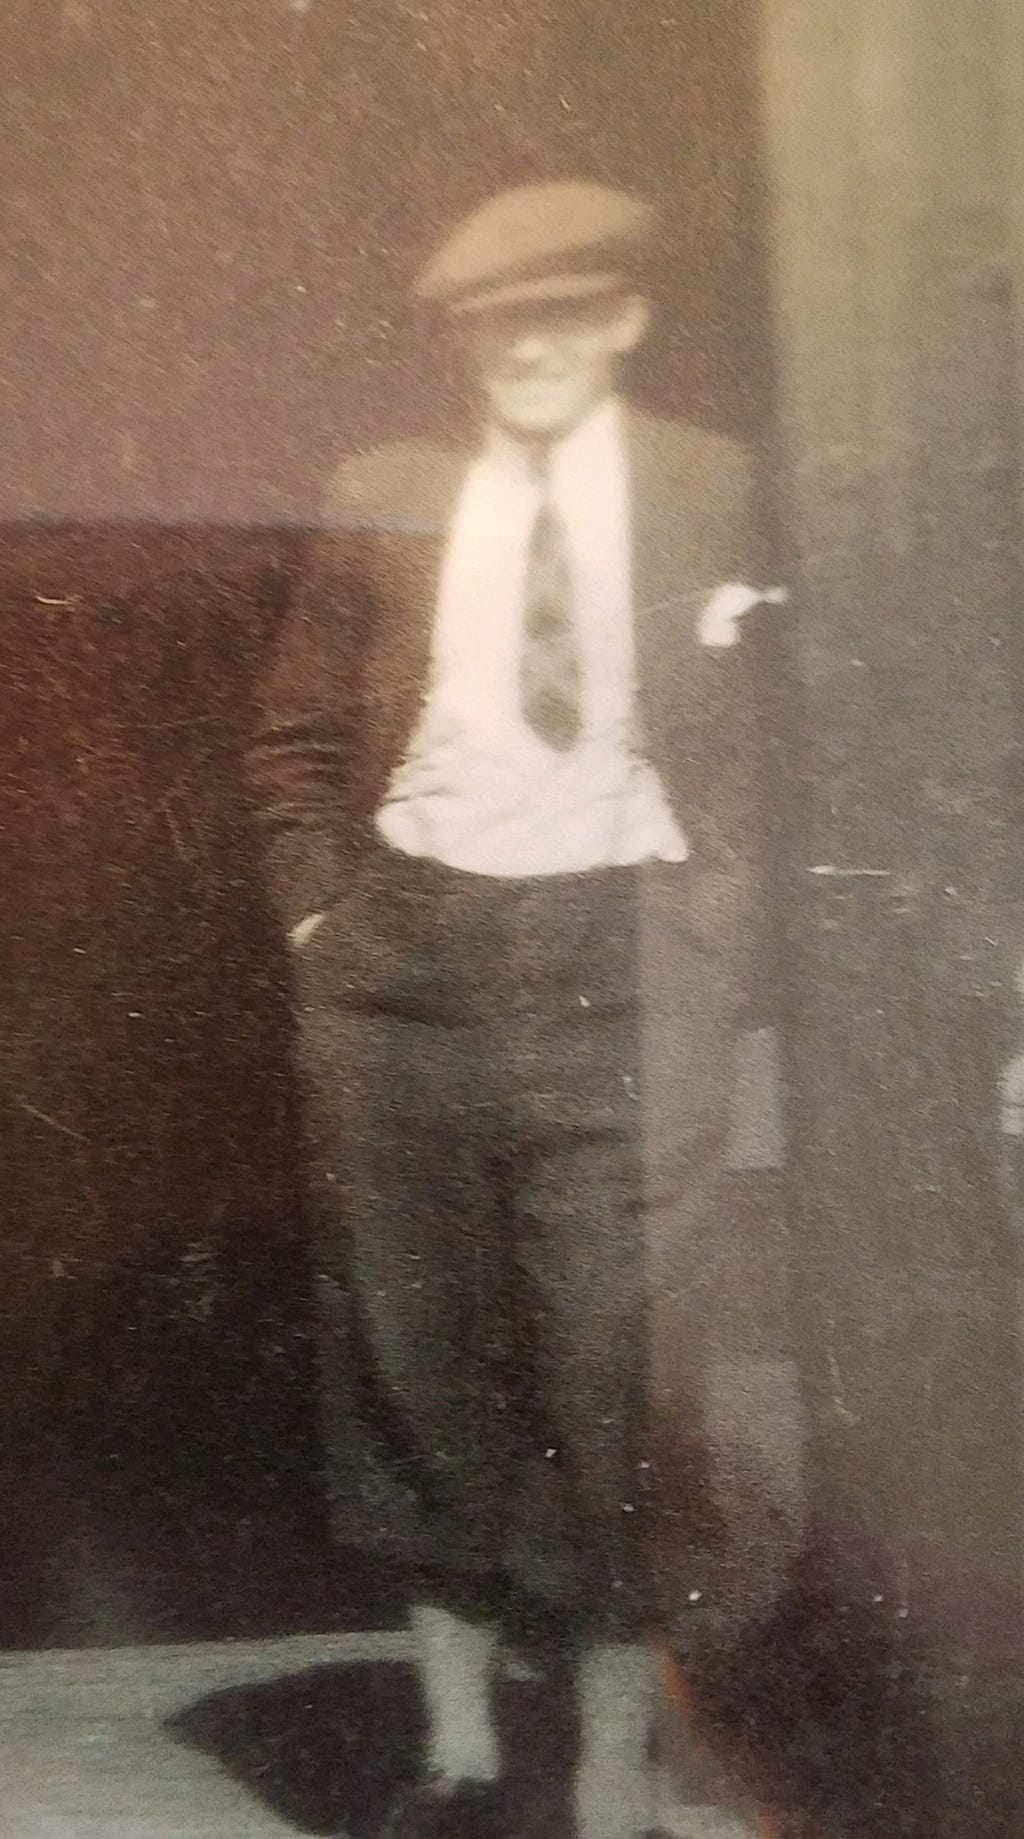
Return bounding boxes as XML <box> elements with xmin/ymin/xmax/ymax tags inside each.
<box><xmin>294</xmin><ymin>848</ymin><xmax>727</xmax><ymax>1643</ymax></box>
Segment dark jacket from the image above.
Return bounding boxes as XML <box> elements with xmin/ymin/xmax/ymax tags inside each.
<box><xmin>249</xmin><ymin>406</ymin><xmax>772</xmax><ymax>976</ymax></box>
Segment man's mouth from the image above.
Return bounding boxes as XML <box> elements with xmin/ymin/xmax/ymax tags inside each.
<box><xmin>502</xmin><ymin>374</ymin><xmax>568</xmax><ymax>391</ymax></box>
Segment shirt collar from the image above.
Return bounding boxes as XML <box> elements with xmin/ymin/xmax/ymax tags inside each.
<box><xmin>484</xmin><ymin>394</ymin><xmax>624</xmax><ymax>484</ymax></box>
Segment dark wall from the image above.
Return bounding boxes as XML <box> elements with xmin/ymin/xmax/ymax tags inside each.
<box><xmin>0</xmin><ymin>0</ymin><xmax>768</xmax><ymax>1642</ymax></box>
<box><xmin>2</xmin><ymin>0</ymin><xmax>766</xmax><ymax>527</ymax></box>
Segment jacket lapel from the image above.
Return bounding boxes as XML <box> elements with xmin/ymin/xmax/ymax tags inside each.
<box><xmin>360</xmin><ymin>442</ymin><xmax>469</xmax><ymax>767</ymax></box>
<box><xmin>627</xmin><ymin>408</ymin><xmax>708</xmax><ymax>749</ymax></box>
<box><xmin>629</xmin><ymin>408</ymin><xmax>692</xmax><ymax>621</ymax></box>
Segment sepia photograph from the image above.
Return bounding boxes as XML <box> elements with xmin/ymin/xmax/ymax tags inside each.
<box><xmin>2</xmin><ymin>2</ymin><xmax>1023</xmax><ymax>1835</ymax></box>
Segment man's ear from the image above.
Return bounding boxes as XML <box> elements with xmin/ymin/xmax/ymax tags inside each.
<box><xmin>610</xmin><ymin>292</ymin><xmax>652</xmax><ymax>354</ymax></box>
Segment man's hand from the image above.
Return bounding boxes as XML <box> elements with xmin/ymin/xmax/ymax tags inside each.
<box><xmin>289</xmin><ymin>911</ymin><xmax>326</xmax><ymax>948</ymax></box>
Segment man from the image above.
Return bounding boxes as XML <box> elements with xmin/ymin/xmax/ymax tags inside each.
<box><xmin>249</xmin><ymin>181</ymin><xmax>780</xmax><ymax>1839</ymax></box>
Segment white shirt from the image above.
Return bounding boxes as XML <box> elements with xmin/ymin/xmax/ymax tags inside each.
<box><xmin>374</xmin><ymin>397</ymin><xmax>688</xmax><ymax>878</ymax></box>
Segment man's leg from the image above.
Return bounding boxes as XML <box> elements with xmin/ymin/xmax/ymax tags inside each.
<box><xmin>296</xmin><ymin>978</ymin><xmax>513</xmax><ymax>1802</ymax></box>
<box><xmin>512</xmin><ymin>1110</ymin><xmax>660</xmax><ymax>1839</ymax></box>
<box><xmin>505</xmin><ymin>869</ymin><xmax>739</xmax><ymax>1839</ymax></box>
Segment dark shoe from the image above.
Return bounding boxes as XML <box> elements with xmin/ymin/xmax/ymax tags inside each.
<box><xmin>377</xmin><ymin>1775</ymin><xmax>508</xmax><ymax>1839</ymax></box>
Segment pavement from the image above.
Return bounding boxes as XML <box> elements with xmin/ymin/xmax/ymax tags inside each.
<box><xmin>0</xmin><ymin>1631</ymin><xmax>759</xmax><ymax>1839</ymax></box>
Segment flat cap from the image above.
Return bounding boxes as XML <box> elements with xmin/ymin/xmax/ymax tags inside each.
<box><xmin>414</xmin><ymin>181</ymin><xmax>655</xmax><ymax>314</ymax></box>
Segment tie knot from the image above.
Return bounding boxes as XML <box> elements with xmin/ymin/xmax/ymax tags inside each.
<box><xmin>523</xmin><ymin>440</ymin><xmax>556</xmax><ymax>489</ymax></box>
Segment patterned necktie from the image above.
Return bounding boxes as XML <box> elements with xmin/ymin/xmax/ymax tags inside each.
<box><xmin>519</xmin><ymin>449</ymin><xmax>582</xmax><ymax>751</ymax></box>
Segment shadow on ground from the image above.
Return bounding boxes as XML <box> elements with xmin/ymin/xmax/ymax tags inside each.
<box><xmin>167</xmin><ymin>1659</ymin><xmax>579</xmax><ymax>1839</ymax></box>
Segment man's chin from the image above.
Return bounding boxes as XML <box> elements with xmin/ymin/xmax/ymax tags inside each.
<box><xmin>491</xmin><ymin>386</ymin><xmax>584</xmax><ymax>440</ymax></box>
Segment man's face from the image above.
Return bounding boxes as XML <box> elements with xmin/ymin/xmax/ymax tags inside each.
<box><xmin>463</xmin><ymin>291</ymin><xmax>650</xmax><ymax>441</ymax></box>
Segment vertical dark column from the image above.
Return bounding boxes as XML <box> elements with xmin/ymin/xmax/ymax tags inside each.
<box><xmin>759</xmin><ymin>0</ymin><xmax>1024</xmax><ymax>1823</ymax></box>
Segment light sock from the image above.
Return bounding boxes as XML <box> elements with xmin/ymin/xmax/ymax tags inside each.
<box><xmin>410</xmin><ymin>1602</ymin><xmax>502</xmax><ymax>1784</ymax></box>
<box><xmin>575</xmin><ymin>1640</ymin><xmax>659</xmax><ymax>1839</ymax></box>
